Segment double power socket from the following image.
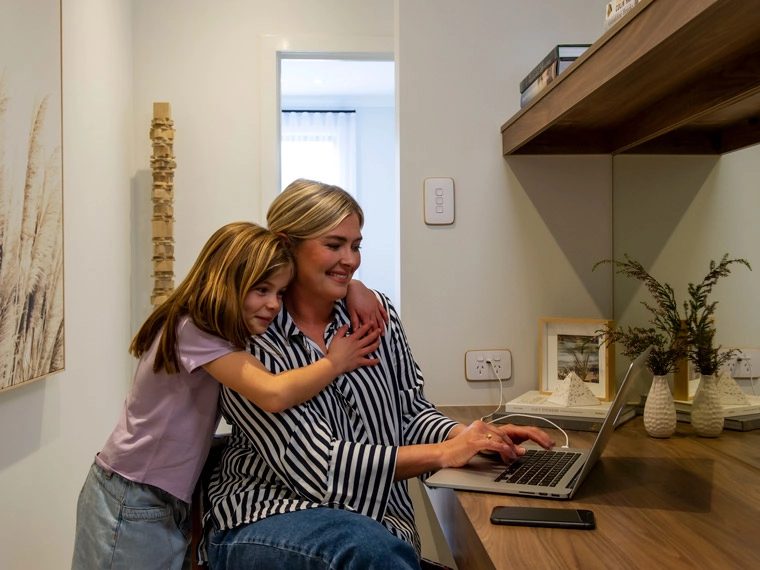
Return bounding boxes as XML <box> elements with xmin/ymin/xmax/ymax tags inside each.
<box><xmin>718</xmin><ymin>347</ymin><xmax>760</xmax><ymax>378</ymax></box>
<box><xmin>464</xmin><ymin>349</ymin><xmax>512</xmax><ymax>381</ymax></box>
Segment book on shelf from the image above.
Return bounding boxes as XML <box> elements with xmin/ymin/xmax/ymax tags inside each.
<box><xmin>492</xmin><ymin>405</ymin><xmax>637</xmax><ymax>433</ymax></box>
<box><xmin>639</xmin><ymin>393</ymin><xmax>760</xmax><ymax>418</ymax></box>
<box><xmin>519</xmin><ymin>57</ymin><xmax>577</xmax><ymax>108</ymax></box>
<box><xmin>518</xmin><ymin>43</ymin><xmax>591</xmax><ymax>94</ymax></box>
<box><xmin>498</xmin><ymin>390</ymin><xmax>614</xmax><ymax>418</ymax></box>
<box><xmin>604</xmin><ymin>0</ymin><xmax>640</xmax><ymax>31</ymax></box>
<box><xmin>673</xmin><ymin>410</ymin><xmax>760</xmax><ymax>432</ymax></box>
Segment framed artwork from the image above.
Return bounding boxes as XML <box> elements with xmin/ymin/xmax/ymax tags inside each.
<box><xmin>0</xmin><ymin>0</ymin><xmax>64</xmax><ymax>392</ymax></box>
<box><xmin>539</xmin><ymin>318</ymin><xmax>614</xmax><ymax>401</ymax></box>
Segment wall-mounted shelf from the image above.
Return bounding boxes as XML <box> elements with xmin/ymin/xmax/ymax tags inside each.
<box><xmin>500</xmin><ymin>0</ymin><xmax>760</xmax><ymax>155</ymax></box>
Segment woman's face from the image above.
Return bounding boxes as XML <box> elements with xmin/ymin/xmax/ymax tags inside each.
<box><xmin>292</xmin><ymin>213</ymin><xmax>362</xmax><ymax>303</ymax></box>
<box><xmin>242</xmin><ymin>268</ymin><xmax>290</xmax><ymax>334</ymax></box>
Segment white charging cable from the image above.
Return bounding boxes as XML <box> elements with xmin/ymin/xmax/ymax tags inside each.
<box><xmin>479</xmin><ymin>359</ymin><xmax>505</xmax><ymax>420</ymax></box>
<box><xmin>745</xmin><ymin>355</ymin><xmax>757</xmax><ymax>396</ymax></box>
<box><xmin>479</xmin><ymin>359</ymin><xmax>571</xmax><ymax>449</ymax></box>
<box><xmin>489</xmin><ymin>413</ymin><xmax>571</xmax><ymax>449</ymax></box>
<box><xmin>734</xmin><ymin>354</ymin><xmax>757</xmax><ymax>396</ymax></box>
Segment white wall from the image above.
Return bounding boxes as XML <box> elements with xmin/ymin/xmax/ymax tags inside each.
<box><xmin>612</xmin><ymin>151</ymin><xmax>760</xmax><ymax>385</ymax></box>
<box><xmin>355</xmin><ymin>105</ymin><xmax>398</xmax><ymax>304</ymax></box>
<box><xmin>0</xmin><ymin>1</ymin><xmax>134</xmax><ymax>568</ymax></box>
<box><xmin>130</xmin><ymin>0</ymin><xmax>396</xmax><ymax>328</ymax></box>
<box><xmin>1</xmin><ymin>1</ymin><xmax>397</xmax><ymax>568</ymax></box>
<box><xmin>2</xmin><ymin>0</ymin><xmax>670</xmax><ymax>567</ymax></box>
<box><xmin>397</xmin><ymin>0</ymin><xmax>611</xmax><ymax>406</ymax></box>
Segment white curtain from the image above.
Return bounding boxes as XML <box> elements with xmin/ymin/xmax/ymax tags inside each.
<box><xmin>280</xmin><ymin>111</ymin><xmax>357</xmax><ymax>195</ymax></box>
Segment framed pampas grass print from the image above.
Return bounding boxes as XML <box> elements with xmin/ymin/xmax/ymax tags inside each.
<box><xmin>0</xmin><ymin>0</ymin><xmax>64</xmax><ymax>392</ymax></box>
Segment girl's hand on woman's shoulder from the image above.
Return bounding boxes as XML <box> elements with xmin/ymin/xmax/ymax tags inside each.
<box><xmin>345</xmin><ymin>280</ymin><xmax>389</xmax><ymax>335</ymax></box>
<box><xmin>326</xmin><ymin>323</ymin><xmax>381</xmax><ymax>373</ymax></box>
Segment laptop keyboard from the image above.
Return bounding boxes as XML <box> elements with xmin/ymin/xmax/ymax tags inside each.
<box><xmin>494</xmin><ymin>449</ymin><xmax>582</xmax><ymax>487</ymax></box>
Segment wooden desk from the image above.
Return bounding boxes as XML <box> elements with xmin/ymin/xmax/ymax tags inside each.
<box><xmin>429</xmin><ymin>406</ymin><xmax>760</xmax><ymax>570</ymax></box>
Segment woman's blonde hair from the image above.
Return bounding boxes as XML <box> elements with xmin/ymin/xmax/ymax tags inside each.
<box><xmin>129</xmin><ymin>222</ymin><xmax>293</xmax><ymax>374</ymax></box>
<box><xmin>267</xmin><ymin>178</ymin><xmax>364</xmax><ymax>244</ymax></box>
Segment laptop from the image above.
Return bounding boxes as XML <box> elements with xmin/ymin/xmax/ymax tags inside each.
<box><xmin>426</xmin><ymin>346</ymin><xmax>651</xmax><ymax>499</ymax></box>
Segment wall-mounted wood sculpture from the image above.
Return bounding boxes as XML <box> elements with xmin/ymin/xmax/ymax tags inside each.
<box><xmin>149</xmin><ymin>102</ymin><xmax>176</xmax><ymax>308</ymax></box>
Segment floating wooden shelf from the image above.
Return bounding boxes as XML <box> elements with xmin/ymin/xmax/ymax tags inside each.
<box><xmin>501</xmin><ymin>0</ymin><xmax>760</xmax><ymax>155</ymax></box>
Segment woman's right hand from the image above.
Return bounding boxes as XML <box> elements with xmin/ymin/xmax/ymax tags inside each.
<box><xmin>325</xmin><ymin>323</ymin><xmax>381</xmax><ymax>373</ymax></box>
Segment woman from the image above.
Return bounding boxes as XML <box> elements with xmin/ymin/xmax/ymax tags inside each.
<box><xmin>204</xmin><ymin>180</ymin><xmax>555</xmax><ymax>569</ymax></box>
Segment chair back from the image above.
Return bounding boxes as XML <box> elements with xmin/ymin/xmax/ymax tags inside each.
<box><xmin>190</xmin><ymin>433</ymin><xmax>229</xmax><ymax>569</ymax></box>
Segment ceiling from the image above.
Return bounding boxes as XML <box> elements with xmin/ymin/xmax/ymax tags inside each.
<box><xmin>280</xmin><ymin>58</ymin><xmax>394</xmax><ymax>98</ymax></box>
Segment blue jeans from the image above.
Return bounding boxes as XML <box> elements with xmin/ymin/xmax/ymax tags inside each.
<box><xmin>71</xmin><ymin>462</ymin><xmax>191</xmax><ymax>570</ymax></box>
<box><xmin>208</xmin><ymin>508</ymin><xmax>421</xmax><ymax>570</ymax></box>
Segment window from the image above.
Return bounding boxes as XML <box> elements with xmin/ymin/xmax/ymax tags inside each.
<box><xmin>280</xmin><ymin>110</ymin><xmax>357</xmax><ymax>194</ymax></box>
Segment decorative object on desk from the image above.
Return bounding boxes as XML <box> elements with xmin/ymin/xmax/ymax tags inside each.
<box><xmin>690</xmin><ymin>374</ymin><xmax>724</xmax><ymax>437</ymax></box>
<box><xmin>546</xmin><ymin>371</ymin><xmax>601</xmax><ymax>407</ymax></box>
<box><xmin>539</xmin><ymin>318</ymin><xmax>613</xmax><ymax>400</ymax></box>
<box><xmin>682</xmin><ymin>255</ymin><xmax>751</xmax><ymax>436</ymax></box>
<box><xmin>717</xmin><ymin>370</ymin><xmax>750</xmax><ymax>406</ymax></box>
<box><xmin>642</xmin><ymin>375</ymin><xmax>677</xmax><ymax>438</ymax></box>
<box><xmin>593</xmin><ymin>255</ymin><xmax>689</xmax><ymax>438</ymax></box>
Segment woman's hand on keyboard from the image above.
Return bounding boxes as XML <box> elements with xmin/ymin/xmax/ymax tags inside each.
<box><xmin>436</xmin><ymin>421</ymin><xmax>554</xmax><ymax>469</ymax></box>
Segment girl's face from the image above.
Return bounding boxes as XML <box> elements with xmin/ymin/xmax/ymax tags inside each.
<box><xmin>292</xmin><ymin>213</ymin><xmax>362</xmax><ymax>303</ymax></box>
<box><xmin>242</xmin><ymin>268</ymin><xmax>291</xmax><ymax>334</ymax></box>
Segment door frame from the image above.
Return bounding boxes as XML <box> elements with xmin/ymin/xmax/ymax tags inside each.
<box><xmin>258</xmin><ymin>33</ymin><xmax>394</xmax><ymax>217</ymax></box>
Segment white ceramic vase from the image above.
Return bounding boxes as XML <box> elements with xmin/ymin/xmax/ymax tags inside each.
<box><xmin>690</xmin><ymin>373</ymin><xmax>724</xmax><ymax>437</ymax></box>
<box><xmin>643</xmin><ymin>375</ymin><xmax>677</xmax><ymax>438</ymax></box>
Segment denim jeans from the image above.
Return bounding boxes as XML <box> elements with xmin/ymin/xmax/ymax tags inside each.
<box><xmin>208</xmin><ymin>507</ymin><xmax>421</xmax><ymax>570</ymax></box>
<box><xmin>71</xmin><ymin>462</ymin><xmax>191</xmax><ymax>570</ymax></box>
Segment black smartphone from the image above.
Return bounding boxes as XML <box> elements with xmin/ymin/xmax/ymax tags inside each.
<box><xmin>490</xmin><ymin>506</ymin><xmax>595</xmax><ymax>530</ymax></box>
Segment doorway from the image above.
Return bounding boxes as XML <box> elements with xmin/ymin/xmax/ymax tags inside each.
<box><xmin>279</xmin><ymin>56</ymin><xmax>399</xmax><ymax>306</ymax></box>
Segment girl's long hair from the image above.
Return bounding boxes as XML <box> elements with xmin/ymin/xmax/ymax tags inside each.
<box><xmin>129</xmin><ymin>222</ymin><xmax>293</xmax><ymax>374</ymax></box>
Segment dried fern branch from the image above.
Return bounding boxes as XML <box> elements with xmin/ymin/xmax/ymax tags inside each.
<box><xmin>684</xmin><ymin>254</ymin><xmax>752</xmax><ymax>375</ymax></box>
<box><xmin>593</xmin><ymin>255</ymin><xmax>687</xmax><ymax>376</ymax></box>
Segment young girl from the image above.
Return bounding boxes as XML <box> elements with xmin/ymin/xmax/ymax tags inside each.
<box><xmin>71</xmin><ymin>221</ymin><xmax>382</xmax><ymax>570</ymax></box>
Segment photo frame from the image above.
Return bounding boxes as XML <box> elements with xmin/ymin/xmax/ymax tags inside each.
<box><xmin>539</xmin><ymin>318</ymin><xmax>614</xmax><ymax>401</ymax></box>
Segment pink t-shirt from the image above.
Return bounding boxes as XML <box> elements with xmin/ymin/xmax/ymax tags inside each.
<box><xmin>96</xmin><ymin>316</ymin><xmax>238</xmax><ymax>502</ymax></box>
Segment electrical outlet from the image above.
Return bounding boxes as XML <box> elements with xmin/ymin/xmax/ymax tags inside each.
<box><xmin>465</xmin><ymin>350</ymin><xmax>512</xmax><ymax>381</ymax></box>
<box><xmin>717</xmin><ymin>347</ymin><xmax>760</xmax><ymax>378</ymax></box>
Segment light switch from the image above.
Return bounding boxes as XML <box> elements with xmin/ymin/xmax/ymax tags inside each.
<box><xmin>424</xmin><ymin>177</ymin><xmax>455</xmax><ymax>225</ymax></box>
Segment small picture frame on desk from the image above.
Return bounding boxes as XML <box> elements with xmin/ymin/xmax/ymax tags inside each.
<box><xmin>539</xmin><ymin>318</ymin><xmax>614</xmax><ymax>401</ymax></box>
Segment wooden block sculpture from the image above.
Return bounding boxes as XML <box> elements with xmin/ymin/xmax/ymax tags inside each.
<box><xmin>150</xmin><ymin>102</ymin><xmax>176</xmax><ymax>308</ymax></box>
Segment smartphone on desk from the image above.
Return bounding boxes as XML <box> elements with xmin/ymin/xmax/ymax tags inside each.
<box><xmin>490</xmin><ymin>506</ymin><xmax>595</xmax><ymax>530</ymax></box>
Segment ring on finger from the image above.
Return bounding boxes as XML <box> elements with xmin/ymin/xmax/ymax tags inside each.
<box><xmin>486</xmin><ymin>433</ymin><xmax>492</xmax><ymax>440</ymax></box>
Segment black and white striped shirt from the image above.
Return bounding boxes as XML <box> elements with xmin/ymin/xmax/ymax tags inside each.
<box><xmin>205</xmin><ymin>291</ymin><xmax>458</xmax><ymax>553</ymax></box>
